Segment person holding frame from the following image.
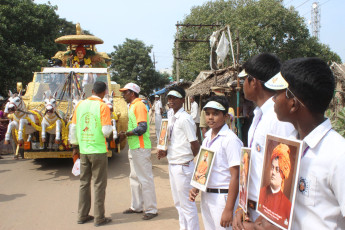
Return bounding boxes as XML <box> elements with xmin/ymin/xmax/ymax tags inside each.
<box><xmin>189</xmin><ymin>96</ymin><xmax>243</xmax><ymax>229</ymax></box>
<box><xmin>233</xmin><ymin>53</ymin><xmax>294</xmax><ymax>230</ymax></box>
<box><xmin>157</xmin><ymin>86</ymin><xmax>200</xmax><ymax>230</ymax></box>
<box><xmin>253</xmin><ymin>57</ymin><xmax>345</xmax><ymax>229</ymax></box>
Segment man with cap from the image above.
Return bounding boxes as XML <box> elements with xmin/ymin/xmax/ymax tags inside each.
<box><xmin>70</xmin><ymin>81</ymin><xmax>112</xmax><ymax>226</ymax></box>
<box><xmin>153</xmin><ymin>94</ymin><xmax>163</xmax><ymax>142</ymax></box>
<box><xmin>157</xmin><ymin>86</ymin><xmax>200</xmax><ymax>230</ymax></box>
<box><xmin>233</xmin><ymin>53</ymin><xmax>294</xmax><ymax>230</ymax></box>
<box><xmin>258</xmin><ymin>143</ymin><xmax>292</xmax><ymax>227</ymax></box>
<box><xmin>119</xmin><ymin>82</ymin><xmax>158</xmax><ymax>220</ymax></box>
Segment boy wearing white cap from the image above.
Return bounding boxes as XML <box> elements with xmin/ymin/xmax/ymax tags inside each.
<box><xmin>157</xmin><ymin>86</ymin><xmax>200</xmax><ymax>230</ymax></box>
<box><xmin>233</xmin><ymin>53</ymin><xmax>294</xmax><ymax>230</ymax></box>
<box><xmin>189</xmin><ymin>96</ymin><xmax>243</xmax><ymax>230</ymax></box>
<box><xmin>119</xmin><ymin>82</ymin><xmax>158</xmax><ymax>220</ymax></box>
<box><xmin>253</xmin><ymin>57</ymin><xmax>345</xmax><ymax>230</ymax></box>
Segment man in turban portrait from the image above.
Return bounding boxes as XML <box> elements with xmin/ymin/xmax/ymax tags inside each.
<box><xmin>258</xmin><ymin>143</ymin><xmax>292</xmax><ymax>227</ymax></box>
<box><xmin>239</xmin><ymin>151</ymin><xmax>249</xmax><ymax>208</ymax></box>
<box><xmin>194</xmin><ymin>151</ymin><xmax>209</xmax><ymax>185</ymax></box>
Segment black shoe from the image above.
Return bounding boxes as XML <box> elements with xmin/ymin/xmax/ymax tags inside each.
<box><xmin>94</xmin><ymin>217</ymin><xmax>112</xmax><ymax>227</ymax></box>
<box><xmin>142</xmin><ymin>213</ymin><xmax>158</xmax><ymax>220</ymax></box>
<box><xmin>77</xmin><ymin>215</ymin><xmax>94</xmax><ymax>224</ymax></box>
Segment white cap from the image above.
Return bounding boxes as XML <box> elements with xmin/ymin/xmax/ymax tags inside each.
<box><xmin>167</xmin><ymin>90</ymin><xmax>183</xmax><ymax>98</ymax></box>
<box><xmin>265</xmin><ymin>72</ymin><xmax>289</xmax><ymax>90</ymax></box>
<box><xmin>119</xmin><ymin>83</ymin><xmax>140</xmax><ymax>94</ymax></box>
<box><xmin>155</xmin><ymin>95</ymin><xmax>159</xmax><ymax>98</ymax></box>
<box><xmin>203</xmin><ymin>101</ymin><xmax>226</xmax><ymax>111</ymax></box>
<box><xmin>238</xmin><ymin>69</ymin><xmax>248</xmax><ymax>78</ymax></box>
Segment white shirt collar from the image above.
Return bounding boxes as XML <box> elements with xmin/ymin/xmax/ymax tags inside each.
<box><xmin>270</xmin><ymin>186</ymin><xmax>281</xmax><ymax>194</ymax></box>
<box><xmin>91</xmin><ymin>95</ymin><xmax>101</xmax><ymax>100</ymax></box>
<box><xmin>303</xmin><ymin>118</ymin><xmax>332</xmax><ymax>149</ymax></box>
<box><xmin>260</xmin><ymin>97</ymin><xmax>274</xmax><ymax>115</ymax></box>
<box><xmin>173</xmin><ymin>107</ymin><xmax>185</xmax><ymax>119</ymax></box>
<box><xmin>290</xmin><ymin>118</ymin><xmax>332</xmax><ymax>150</ymax></box>
<box><xmin>205</xmin><ymin>124</ymin><xmax>229</xmax><ymax>139</ymax></box>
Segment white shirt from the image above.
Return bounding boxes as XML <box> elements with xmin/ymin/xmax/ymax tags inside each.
<box><xmin>154</xmin><ymin>100</ymin><xmax>162</xmax><ymax>115</ymax></box>
<box><xmin>291</xmin><ymin>119</ymin><xmax>345</xmax><ymax>229</ymax></box>
<box><xmin>247</xmin><ymin>97</ymin><xmax>295</xmax><ymax>202</ymax></box>
<box><xmin>202</xmin><ymin>124</ymin><xmax>242</xmax><ymax>188</ymax></box>
<box><xmin>167</xmin><ymin>107</ymin><xmax>197</xmax><ymax>164</ymax></box>
<box><xmin>191</xmin><ymin>101</ymin><xmax>200</xmax><ymax>123</ymax></box>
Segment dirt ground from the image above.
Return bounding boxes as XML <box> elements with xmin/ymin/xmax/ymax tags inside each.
<box><xmin>0</xmin><ymin>124</ymin><xmax>205</xmax><ymax>230</ymax></box>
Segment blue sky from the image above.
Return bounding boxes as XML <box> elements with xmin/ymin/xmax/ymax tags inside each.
<box><xmin>34</xmin><ymin>0</ymin><xmax>345</xmax><ymax>71</ymax></box>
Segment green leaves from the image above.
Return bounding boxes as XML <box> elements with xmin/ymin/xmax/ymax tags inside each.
<box><xmin>326</xmin><ymin>107</ymin><xmax>345</xmax><ymax>137</ymax></box>
<box><xmin>174</xmin><ymin>0</ymin><xmax>341</xmax><ymax>81</ymax></box>
<box><xmin>110</xmin><ymin>38</ymin><xmax>169</xmax><ymax>97</ymax></box>
<box><xmin>0</xmin><ymin>0</ymin><xmax>79</xmax><ymax>96</ymax></box>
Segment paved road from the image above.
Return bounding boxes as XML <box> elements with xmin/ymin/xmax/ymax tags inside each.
<box><xmin>0</xmin><ymin>126</ymin><xmax>204</xmax><ymax>230</ymax></box>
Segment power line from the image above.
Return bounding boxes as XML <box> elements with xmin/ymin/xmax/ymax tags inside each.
<box><xmin>296</xmin><ymin>0</ymin><xmax>311</xmax><ymax>9</ymax></box>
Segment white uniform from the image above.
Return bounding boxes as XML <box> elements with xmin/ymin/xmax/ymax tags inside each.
<box><xmin>291</xmin><ymin>119</ymin><xmax>345</xmax><ymax>229</ymax></box>
<box><xmin>191</xmin><ymin>101</ymin><xmax>200</xmax><ymax>124</ymax></box>
<box><xmin>247</xmin><ymin>98</ymin><xmax>294</xmax><ymax>221</ymax></box>
<box><xmin>154</xmin><ymin>100</ymin><xmax>162</xmax><ymax>141</ymax></box>
<box><xmin>167</xmin><ymin>107</ymin><xmax>199</xmax><ymax>230</ymax></box>
<box><xmin>201</xmin><ymin>124</ymin><xmax>242</xmax><ymax>230</ymax></box>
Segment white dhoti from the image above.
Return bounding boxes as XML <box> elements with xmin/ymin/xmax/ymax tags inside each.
<box><xmin>155</xmin><ymin>113</ymin><xmax>162</xmax><ymax>141</ymax></box>
<box><xmin>169</xmin><ymin>162</ymin><xmax>200</xmax><ymax>230</ymax></box>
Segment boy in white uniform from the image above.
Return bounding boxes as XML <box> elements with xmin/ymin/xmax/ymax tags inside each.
<box><xmin>233</xmin><ymin>53</ymin><xmax>294</xmax><ymax>230</ymax></box>
<box><xmin>157</xmin><ymin>86</ymin><xmax>200</xmax><ymax>230</ymax></box>
<box><xmin>189</xmin><ymin>96</ymin><xmax>243</xmax><ymax>230</ymax></box>
<box><xmin>253</xmin><ymin>57</ymin><xmax>345</xmax><ymax>229</ymax></box>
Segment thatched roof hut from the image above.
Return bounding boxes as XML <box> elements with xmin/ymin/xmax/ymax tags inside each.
<box><xmin>186</xmin><ymin>66</ymin><xmax>239</xmax><ymax>96</ymax></box>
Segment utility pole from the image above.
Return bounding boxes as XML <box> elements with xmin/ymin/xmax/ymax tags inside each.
<box><xmin>174</xmin><ymin>23</ymin><xmax>222</xmax><ymax>82</ymax></box>
<box><xmin>311</xmin><ymin>2</ymin><xmax>321</xmax><ymax>39</ymax></box>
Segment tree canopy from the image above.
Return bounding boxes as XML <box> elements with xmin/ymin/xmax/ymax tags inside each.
<box><xmin>110</xmin><ymin>38</ymin><xmax>169</xmax><ymax>96</ymax></box>
<box><xmin>0</xmin><ymin>0</ymin><xmax>78</xmax><ymax>96</ymax></box>
<box><xmin>174</xmin><ymin>0</ymin><xmax>341</xmax><ymax>81</ymax></box>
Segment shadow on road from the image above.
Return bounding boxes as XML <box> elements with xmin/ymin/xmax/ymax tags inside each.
<box><xmin>0</xmin><ymin>193</ymin><xmax>26</xmax><ymax>202</ymax></box>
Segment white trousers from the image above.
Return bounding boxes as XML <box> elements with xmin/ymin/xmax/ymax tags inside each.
<box><xmin>169</xmin><ymin>162</ymin><xmax>200</xmax><ymax>230</ymax></box>
<box><xmin>201</xmin><ymin>192</ymin><xmax>233</xmax><ymax>230</ymax></box>
<box><xmin>155</xmin><ymin>114</ymin><xmax>162</xmax><ymax>141</ymax></box>
<box><xmin>128</xmin><ymin>148</ymin><xmax>158</xmax><ymax>214</ymax></box>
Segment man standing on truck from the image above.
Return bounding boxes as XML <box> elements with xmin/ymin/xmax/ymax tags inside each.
<box><xmin>70</xmin><ymin>81</ymin><xmax>112</xmax><ymax>227</ymax></box>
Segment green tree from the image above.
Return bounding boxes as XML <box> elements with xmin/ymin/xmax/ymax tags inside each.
<box><xmin>174</xmin><ymin>0</ymin><xmax>341</xmax><ymax>81</ymax></box>
<box><xmin>0</xmin><ymin>0</ymin><xmax>80</xmax><ymax>96</ymax></box>
<box><xmin>110</xmin><ymin>38</ymin><xmax>169</xmax><ymax>96</ymax></box>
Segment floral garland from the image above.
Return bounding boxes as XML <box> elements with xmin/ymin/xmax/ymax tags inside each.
<box><xmin>112</xmin><ymin>112</ymin><xmax>119</xmax><ymax>121</ymax></box>
<box><xmin>73</xmin><ymin>56</ymin><xmax>92</xmax><ymax>68</ymax></box>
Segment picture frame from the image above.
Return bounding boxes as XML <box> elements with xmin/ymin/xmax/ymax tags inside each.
<box><xmin>190</xmin><ymin>147</ymin><xmax>217</xmax><ymax>192</ymax></box>
<box><xmin>238</xmin><ymin>147</ymin><xmax>252</xmax><ymax>213</ymax></box>
<box><xmin>257</xmin><ymin>134</ymin><xmax>303</xmax><ymax>230</ymax></box>
<box><xmin>157</xmin><ymin>119</ymin><xmax>168</xmax><ymax>150</ymax></box>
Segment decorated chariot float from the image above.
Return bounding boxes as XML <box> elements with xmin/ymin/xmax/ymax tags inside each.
<box><xmin>4</xmin><ymin>24</ymin><xmax>128</xmax><ymax>159</ymax></box>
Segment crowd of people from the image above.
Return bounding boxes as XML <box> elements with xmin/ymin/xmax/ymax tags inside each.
<box><xmin>1</xmin><ymin>53</ymin><xmax>344</xmax><ymax>229</ymax></box>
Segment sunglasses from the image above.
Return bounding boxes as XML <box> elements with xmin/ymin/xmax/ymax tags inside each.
<box><xmin>285</xmin><ymin>88</ymin><xmax>305</xmax><ymax>107</ymax></box>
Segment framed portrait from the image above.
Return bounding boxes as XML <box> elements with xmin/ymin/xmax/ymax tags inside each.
<box><xmin>190</xmin><ymin>147</ymin><xmax>216</xmax><ymax>192</ymax></box>
<box><xmin>238</xmin><ymin>147</ymin><xmax>252</xmax><ymax>213</ymax></box>
<box><xmin>157</xmin><ymin>119</ymin><xmax>168</xmax><ymax>150</ymax></box>
<box><xmin>257</xmin><ymin>134</ymin><xmax>303</xmax><ymax>230</ymax></box>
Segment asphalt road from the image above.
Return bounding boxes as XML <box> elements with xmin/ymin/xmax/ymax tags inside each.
<box><xmin>0</xmin><ymin>125</ymin><xmax>204</xmax><ymax>230</ymax></box>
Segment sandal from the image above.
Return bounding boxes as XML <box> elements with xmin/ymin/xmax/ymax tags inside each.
<box><xmin>94</xmin><ymin>217</ymin><xmax>112</xmax><ymax>227</ymax></box>
<box><xmin>142</xmin><ymin>213</ymin><xmax>158</xmax><ymax>220</ymax></box>
<box><xmin>77</xmin><ymin>215</ymin><xmax>94</xmax><ymax>224</ymax></box>
<box><xmin>123</xmin><ymin>208</ymin><xmax>143</xmax><ymax>214</ymax></box>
